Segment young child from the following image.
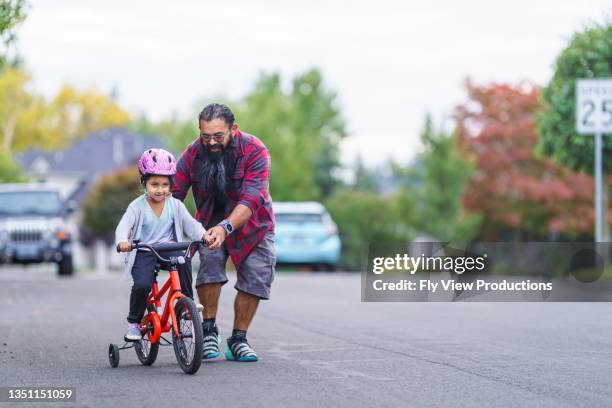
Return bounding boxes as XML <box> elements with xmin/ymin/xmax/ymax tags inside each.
<box><xmin>115</xmin><ymin>148</ymin><xmax>206</xmax><ymax>341</ymax></box>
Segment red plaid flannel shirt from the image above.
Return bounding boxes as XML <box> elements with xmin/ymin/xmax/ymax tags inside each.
<box><xmin>172</xmin><ymin>130</ymin><xmax>274</xmax><ymax>268</ymax></box>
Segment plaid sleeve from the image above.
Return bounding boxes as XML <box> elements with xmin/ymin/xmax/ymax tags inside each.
<box><xmin>172</xmin><ymin>148</ymin><xmax>192</xmax><ymax>201</ymax></box>
<box><xmin>238</xmin><ymin>147</ymin><xmax>270</xmax><ymax>214</ymax></box>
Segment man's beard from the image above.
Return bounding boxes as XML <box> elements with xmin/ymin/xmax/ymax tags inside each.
<box><xmin>194</xmin><ymin>138</ymin><xmax>236</xmax><ymax>202</ymax></box>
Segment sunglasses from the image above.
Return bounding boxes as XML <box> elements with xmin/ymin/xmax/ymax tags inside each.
<box><xmin>200</xmin><ymin>129</ymin><xmax>230</xmax><ymax>143</ymax></box>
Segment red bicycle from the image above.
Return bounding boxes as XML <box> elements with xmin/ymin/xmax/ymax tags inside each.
<box><xmin>108</xmin><ymin>240</ymin><xmax>204</xmax><ymax>374</ymax></box>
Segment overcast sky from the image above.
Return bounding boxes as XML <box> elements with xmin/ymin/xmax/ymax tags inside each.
<box><xmin>16</xmin><ymin>0</ymin><xmax>611</xmax><ymax>167</ymax></box>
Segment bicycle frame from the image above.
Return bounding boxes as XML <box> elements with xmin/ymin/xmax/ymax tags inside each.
<box><xmin>144</xmin><ymin>266</ymin><xmax>185</xmax><ymax>343</ymax></box>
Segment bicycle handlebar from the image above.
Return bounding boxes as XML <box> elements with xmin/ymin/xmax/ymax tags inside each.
<box><xmin>115</xmin><ymin>240</ymin><xmax>204</xmax><ymax>264</ymax></box>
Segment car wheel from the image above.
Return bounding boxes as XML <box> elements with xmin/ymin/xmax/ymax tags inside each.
<box><xmin>324</xmin><ymin>263</ymin><xmax>337</xmax><ymax>272</ymax></box>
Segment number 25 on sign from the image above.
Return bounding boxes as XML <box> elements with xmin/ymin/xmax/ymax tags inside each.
<box><xmin>576</xmin><ymin>79</ymin><xmax>612</xmax><ymax>134</ymax></box>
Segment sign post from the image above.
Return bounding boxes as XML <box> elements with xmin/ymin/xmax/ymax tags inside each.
<box><xmin>576</xmin><ymin>79</ymin><xmax>612</xmax><ymax>242</ymax></box>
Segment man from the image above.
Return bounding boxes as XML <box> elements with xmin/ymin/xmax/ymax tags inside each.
<box><xmin>172</xmin><ymin>103</ymin><xmax>275</xmax><ymax>362</ymax></box>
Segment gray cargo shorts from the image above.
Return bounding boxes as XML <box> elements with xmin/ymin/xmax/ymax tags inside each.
<box><xmin>195</xmin><ymin>232</ymin><xmax>276</xmax><ymax>299</ymax></box>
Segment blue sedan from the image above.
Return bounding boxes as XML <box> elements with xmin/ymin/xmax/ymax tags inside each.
<box><xmin>273</xmin><ymin>202</ymin><xmax>341</xmax><ymax>271</ymax></box>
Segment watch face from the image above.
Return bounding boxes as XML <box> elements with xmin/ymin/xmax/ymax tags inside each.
<box><xmin>226</xmin><ymin>223</ymin><xmax>233</xmax><ymax>233</ymax></box>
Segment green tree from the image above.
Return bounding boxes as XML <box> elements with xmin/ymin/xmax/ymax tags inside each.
<box><xmin>0</xmin><ymin>149</ymin><xmax>26</xmax><ymax>182</ymax></box>
<box><xmin>353</xmin><ymin>155</ymin><xmax>378</xmax><ymax>191</ymax></box>
<box><xmin>537</xmin><ymin>19</ymin><xmax>612</xmax><ymax>173</ymax></box>
<box><xmin>82</xmin><ymin>166</ymin><xmax>140</xmax><ymax>242</ymax></box>
<box><xmin>325</xmin><ymin>188</ymin><xmax>411</xmax><ymax>270</ymax></box>
<box><xmin>0</xmin><ymin>0</ymin><xmax>27</xmax><ymax>68</ymax></box>
<box><xmin>395</xmin><ymin>115</ymin><xmax>481</xmax><ymax>241</ymax></box>
<box><xmin>287</xmin><ymin>69</ymin><xmax>347</xmax><ymax>197</ymax></box>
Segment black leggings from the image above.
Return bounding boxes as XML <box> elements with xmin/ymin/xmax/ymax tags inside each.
<box><xmin>127</xmin><ymin>250</ymin><xmax>193</xmax><ymax>324</ymax></box>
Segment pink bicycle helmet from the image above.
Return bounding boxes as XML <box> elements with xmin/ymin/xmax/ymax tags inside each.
<box><xmin>138</xmin><ymin>148</ymin><xmax>177</xmax><ymax>176</ymax></box>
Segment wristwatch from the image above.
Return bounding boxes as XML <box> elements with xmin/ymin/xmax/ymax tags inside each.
<box><xmin>218</xmin><ymin>219</ymin><xmax>234</xmax><ymax>236</ymax></box>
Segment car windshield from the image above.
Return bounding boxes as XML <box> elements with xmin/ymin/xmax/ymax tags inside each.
<box><xmin>275</xmin><ymin>213</ymin><xmax>323</xmax><ymax>223</ymax></box>
<box><xmin>0</xmin><ymin>191</ymin><xmax>63</xmax><ymax>216</ymax></box>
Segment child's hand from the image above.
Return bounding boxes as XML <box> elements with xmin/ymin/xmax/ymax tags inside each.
<box><xmin>118</xmin><ymin>241</ymin><xmax>132</xmax><ymax>252</ymax></box>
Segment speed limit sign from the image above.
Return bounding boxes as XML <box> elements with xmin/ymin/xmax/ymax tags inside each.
<box><xmin>576</xmin><ymin>79</ymin><xmax>612</xmax><ymax>134</ymax></box>
<box><xmin>575</xmin><ymin>78</ymin><xmax>611</xmax><ymax>243</ymax></box>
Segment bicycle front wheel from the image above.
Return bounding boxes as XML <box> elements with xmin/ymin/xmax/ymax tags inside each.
<box><xmin>172</xmin><ymin>297</ymin><xmax>203</xmax><ymax>374</ymax></box>
<box><xmin>135</xmin><ymin>305</ymin><xmax>159</xmax><ymax>366</ymax></box>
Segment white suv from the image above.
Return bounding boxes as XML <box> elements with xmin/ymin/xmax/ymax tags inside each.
<box><xmin>0</xmin><ymin>184</ymin><xmax>74</xmax><ymax>275</ymax></box>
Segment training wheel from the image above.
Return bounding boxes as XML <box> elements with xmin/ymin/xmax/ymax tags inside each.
<box><xmin>108</xmin><ymin>343</ymin><xmax>120</xmax><ymax>368</ymax></box>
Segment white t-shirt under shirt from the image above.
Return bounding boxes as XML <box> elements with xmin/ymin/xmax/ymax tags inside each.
<box><xmin>139</xmin><ymin>198</ymin><xmax>176</xmax><ymax>245</ymax></box>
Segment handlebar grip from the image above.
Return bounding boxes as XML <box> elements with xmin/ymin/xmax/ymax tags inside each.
<box><xmin>116</xmin><ymin>243</ymin><xmax>135</xmax><ymax>253</ymax></box>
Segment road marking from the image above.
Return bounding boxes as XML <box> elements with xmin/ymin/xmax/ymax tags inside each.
<box><xmin>267</xmin><ymin>343</ymin><xmax>395</xmax><ymax>380</ymax></box>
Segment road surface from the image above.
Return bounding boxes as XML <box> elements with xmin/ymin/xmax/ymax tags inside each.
<box><xmin>1</xmin><ymin>266</ymin><xmax>611</xmax><ymax>407</ymax></box>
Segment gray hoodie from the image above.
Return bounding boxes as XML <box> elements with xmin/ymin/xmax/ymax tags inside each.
<box><xmin>115</xmin><ymin>195</ymin><xmax>206</xmax><ymax>279</ymax></box>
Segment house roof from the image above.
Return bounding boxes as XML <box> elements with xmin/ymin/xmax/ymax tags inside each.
<box><xmin>13</xmin><ymin>127</ymin><xmax>170</xmax><ymax>203</ymax></box>
<box><xmin>15</xmin><ymin>127</ymin><xmax>168</xmax><ymax>175</ymax></box>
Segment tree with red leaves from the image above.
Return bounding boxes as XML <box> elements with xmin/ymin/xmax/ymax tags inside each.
<box><xmin>455</xmin><ymin>79</ymin><xmax>596</xmax><ymax>239</ymax></box>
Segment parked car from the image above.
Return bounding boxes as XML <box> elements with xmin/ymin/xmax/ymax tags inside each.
<box><xmin>273</xmin><ymin>202</ymin><xmax>341</xmax><ymax>271</ymax></box>
<box><xmin>0</xmin><ymin>184</ymin><xmax>74</xmax><ymax>275</ymax></box>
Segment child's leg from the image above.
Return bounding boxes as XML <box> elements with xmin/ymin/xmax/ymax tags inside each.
<box><xmin>127</xmin><ymin>251</ymin><xmax>157</xmax><ymax>323</ymax></box>
<box><xmin>178</xmin><ymin>257</ymin><xmax>194</xmax><ymax>299</ymax></box>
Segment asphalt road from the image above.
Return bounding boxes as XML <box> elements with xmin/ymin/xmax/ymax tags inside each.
<box><xmin>1</xmin><ymin>266</ymin><xmax>611</xmax><ymax>408</ymax></box>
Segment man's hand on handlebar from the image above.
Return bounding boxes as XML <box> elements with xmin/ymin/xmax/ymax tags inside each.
<box><xmin>204</xmin><ymin>226</ymin><xmax>226</xmax><ymax>250</ymax></box>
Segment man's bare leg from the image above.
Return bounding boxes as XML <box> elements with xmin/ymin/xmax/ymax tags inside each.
<box><xmin>197</xmin><ymin>283</ymin><xmax>222</xmax><ymax>319</ymax></box>
<box><xmin>233</xmin><ymin>290</ymin><xmax>260</xmax><ymax>331</ymax></box>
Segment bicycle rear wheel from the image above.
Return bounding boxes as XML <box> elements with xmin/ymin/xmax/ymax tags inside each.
<box><xmin>135</xmin><ymin>305</ymin><xmax>159</xmax><ymax>366</ymax></box>
<box><xmin>172</xmin><ymin>297</ymin><xmax>203</xmax><ymax>374</ymax></box>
